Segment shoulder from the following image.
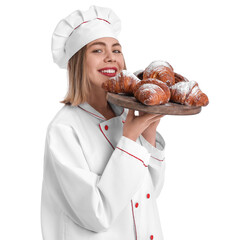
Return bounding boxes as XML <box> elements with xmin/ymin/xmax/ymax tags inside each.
<box><xmin>44</xmin><ymin>105</ymin><xmax>81</xmax><ymax>147</ymax></box>
<box><xmin>49</xmin><ymin>104</ymin><xmax>86</xmax><ymax>126</ymax></box>
<box><xmin>46</xmin><ymin>104</ymin><xmax>81</xmax><ymax>134</ymax></box>
<box><xmin>45</xmin><ymin>103</ymin><xmax>98</xmax><ymax>138</ymax></box>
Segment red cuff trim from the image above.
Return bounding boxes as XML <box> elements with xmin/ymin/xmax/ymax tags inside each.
<box><xmin>151</xmin><ymin>155</ymin><xmax>164</xmax><ymax>162</ymax></box>
<box><xmin>116</xmin><ymin>147</ymin><xmax>148</xmax><ymax>167</ymax></box>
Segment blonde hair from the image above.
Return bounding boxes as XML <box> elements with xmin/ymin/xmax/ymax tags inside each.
<box><xmin>61</xmin><ymin>44</ymin><xmax>126</xmax><ymax>106</ymax></box>
<box><xmin>60</xmin><ymin>46</ymin><xmax>91</xmax><ymax>106</ymax></box>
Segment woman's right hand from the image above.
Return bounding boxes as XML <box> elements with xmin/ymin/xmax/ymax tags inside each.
<box><xmin>123</xmin><ymin>109</ymin><xmax>165</xmax><ymax>142</ymax></box>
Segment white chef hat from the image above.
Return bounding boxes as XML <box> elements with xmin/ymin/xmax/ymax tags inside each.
<box><xmin>51</xmin><ymin>5</ymin><xmax>121</xmax><ymax>69</ymax></box>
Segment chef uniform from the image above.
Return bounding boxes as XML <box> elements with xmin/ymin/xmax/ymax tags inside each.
<box><xmin>41</xmin><ymin>5</ymin><xmax>166</xmax><ymax>240</ymax></box>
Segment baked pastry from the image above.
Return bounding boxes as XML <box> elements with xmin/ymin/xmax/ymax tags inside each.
<box><xmin>174</xmin><ymin>72</ymin><xmax>189</xmax><ymax>83</ymax></box>
<box><xmin>102</xmin><ymin>70</ymin><xmax>140</xmax><ymax>94</ymax></box>
<box><xmin>143</xmin><ymin>60</ymin><xmax>175</xmax><ymax>87</ymax></box>
<box><xmin>102</xmin><ymin>66</ymin><xmax>209</xmax><ymax>108</ymax></box>
<box><xmin>170</xmin><ymin>80</ymin><xmax>209</xmax><ymax>106</ymax></box>
<box><xmin>133</xmin><ymin>78</ymin><xmax>171</xmax><ymax>106</ymax></box>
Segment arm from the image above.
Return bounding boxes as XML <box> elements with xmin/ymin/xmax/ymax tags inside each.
<box><xmin>138</xmin><ymin>116</ymin><xmax>166</xmax><ymax>199</ymax></box>
<box><xmin>43</xmin><ymin>123</ymin><xmax>150</xmax><ymax>233</ymax></box>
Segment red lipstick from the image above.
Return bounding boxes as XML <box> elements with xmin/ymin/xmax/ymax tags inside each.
<box><xmin>98</xmin><ymin>67</ymin><xmax>117</xmax><ymax>77</ymax></box>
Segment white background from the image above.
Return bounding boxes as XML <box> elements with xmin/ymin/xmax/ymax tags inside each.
<box><xmin>0</xmin><ymin>0</ymin><xmax>246</xmax><ymax>239</ymax></box>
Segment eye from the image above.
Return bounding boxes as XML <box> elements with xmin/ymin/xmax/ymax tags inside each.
<box><xmin>92</xmin><ymin>49</ymin><xmax>102</xmax><ymax>53</ymax></box>
<box><xmin>113</xmin><ymin>50</ymin><xmax>122</xmax><ymax>53</ymax></box>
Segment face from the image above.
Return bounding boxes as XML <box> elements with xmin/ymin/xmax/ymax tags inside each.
<box><xmin>85</xmin><ymin>37</ymin><xmax>125</xmax><ymax>89</ymax></box>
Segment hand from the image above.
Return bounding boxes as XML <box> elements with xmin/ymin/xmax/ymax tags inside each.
<box><xmin>123</xmin><ymin>109</ymin><xmax>165</xmax><ymax>142</ymax></box>
<box><xmin>138</xmin><ymin>110</ymin><xmax>165</xmax><ymax>133</ymax></box>
<box><xmin>138</xmin><ymin>111</ymin><xmax>165</xmax><ymax>147</ymax></box>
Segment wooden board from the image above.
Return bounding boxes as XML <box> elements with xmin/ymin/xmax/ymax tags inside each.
<box><xmin>106</xmin><ymin>92</ymin><xmax>202</xmax><ymax>115</ymax></box>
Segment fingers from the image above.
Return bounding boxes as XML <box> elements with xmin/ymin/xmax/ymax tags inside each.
<box><xmin>138</xmin><ymin>111</ymin><xmax>145</xmax><ymax>117</ymax></box>
<box><xmin>139</xmin><ymin>112</ymin><xmax>164</xmax><ymax>121</ymax></box>
<box><xmin>148</xmin><ymin>114</ymin><xmax>165</xmax><ymax>122</ymax></box>
<box><xmin>127</xmin><ymin>109</ymin><xmax>165</xmax><ymax>122</ymax></box>
<box><xmin>126</xmin><ymin>109</ymin><xmax>135</xmax><ymax>121</ymax></box>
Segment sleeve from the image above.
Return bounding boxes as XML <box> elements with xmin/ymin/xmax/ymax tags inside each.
<box><xmin>139</xmin><ymin>130</ymin><xmax>166</xmax><ymax>198</ymax></box>
<box><xmin>43</xmin><ymin>123</ymin><xmax>151</xmax><ymax>233</ymax></box>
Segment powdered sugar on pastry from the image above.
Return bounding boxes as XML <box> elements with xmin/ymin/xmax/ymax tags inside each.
<box><xmin>144</xmin><ymin>60</ymin><xmax>171</xmax><ymax>75</ymax></box>
<box><xmin>102</xmin><ymin>70</ymin><xmax>141</xmax><ymax>94</ymax></box>
<box><xmin>112</xmin><ymin>70</ymin><xmax>140</xmax><ymax>81</ymax></box>
<box><xmin>138</xmin><ymin>84</ymin><xmax>164</xmax><ymax>105</ymax></box>
<box><xmin>170</xmin><ymin>80</ymin><xmax>197</xmax><ymax>95</ymax></box>
<box><xmin>139</xmin><ymin>83</ymin><xmax>161</xmax><ymax>93</ymax></box>
<box><xmin>190</xmin><ymin>85</ymin><xmax>200</xmax><ymax>96</ymax></box>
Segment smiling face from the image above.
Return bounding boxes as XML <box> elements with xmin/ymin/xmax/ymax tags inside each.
<box><xmin>85</xmin><ymin>37</ymin><xmax>125</xmax><ymax>89</ymax></box>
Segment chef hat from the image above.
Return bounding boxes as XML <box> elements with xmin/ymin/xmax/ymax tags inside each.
<box><xmin>51</xmin><ymin>5</ymin><xmax>121</xmax><ymax>69</ymax></box>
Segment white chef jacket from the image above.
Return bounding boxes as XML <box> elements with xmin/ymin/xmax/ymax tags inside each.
<box><xmin>41</xmin><ymin>100</ymin><xmax>166</xmax><ymax>240</ymax></box>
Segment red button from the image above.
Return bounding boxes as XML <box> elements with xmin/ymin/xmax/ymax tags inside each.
<box><xmin>122</xmin><ymin>120</ymin><xmax>125</xmax><ymax>123</ymax></box>
<box><xmin>147</xmin><ymin>193</ymin><xmax>150</xmax><ymax>199</ymax></box>
<box><xmin>135</xmin><ymin>203</ymin><xmax>139</xmax><ymax>208</ymax></box>
<box><xmin>150</xmin><ymin>235</ymin><xmax>154</xmax><ymax>240</ymax></box>
<box><xmin>104</xmin><ymin>125</ymin><xmax>108</xmax><ymax>130</ymax></box>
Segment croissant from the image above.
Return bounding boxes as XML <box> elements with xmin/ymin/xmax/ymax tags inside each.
<box><xmin>174</xmin><ymin>72</ymin><xmax>189</xmax><ymax>83</ymax></box>
<box><xmin>133</xmin><ymin>78</ymin><xmax>171</xmax><ymax>106</ymax></box>
<box><xmin>101</xmin><ymin>70</ymin><xmax>140</xmax><ymax>94</ymax></box>
<box><xmin>143</xmin><ymin>60</ymin><xmax>175</xmax><ymax>87</ymax></box>
<box><xmin>170</xmin><ymin>81</ymin><xmax>209</xmax><ymax>106</ymax></box>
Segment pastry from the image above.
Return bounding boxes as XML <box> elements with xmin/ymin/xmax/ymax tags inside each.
<box><xmin>101</xmin><ymin>70</ymin><xmax>140</xmax><ymax>94</ymax></box>
<box><xmin>170</xmin><ymin>81</ymin><xmax>209</xmax><ymax>106</ymax></box>
<box><xmin>174</xmin><ymin>72</ymin><xmax>189</xmax><ymax>83</ymax></box>
<box><xmin>133</xmin><ymin>78</ymin><xmax>171</xmax><ymax>106</ymax></box>
<box><xmin>143</xmin><ymin>60</ymin><xmax>175</xmax><ymax>87</ymax></box>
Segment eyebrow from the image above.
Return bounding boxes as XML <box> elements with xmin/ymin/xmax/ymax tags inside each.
<box><xmin>87</xmin><ymin>41</ymin><xmax>121</xmax><ymax>48</ymax></box>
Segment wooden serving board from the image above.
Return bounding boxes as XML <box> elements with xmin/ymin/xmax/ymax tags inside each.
<box><xmin>106</xmin><ymin>92</ymin><xmax>201</xmax><ymax>115</ymax></box>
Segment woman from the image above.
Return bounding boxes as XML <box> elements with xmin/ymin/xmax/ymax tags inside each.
<box><xmin>41</xmin><ymin>5</ymin><xmax>166</xmax><ymax>240</ymax></box>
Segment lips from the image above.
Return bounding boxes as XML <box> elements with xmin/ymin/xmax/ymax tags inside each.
<box><xmin>98</xmin><ymin>67</ymin><xmax>117</xmax><ymax>77</ymax></box>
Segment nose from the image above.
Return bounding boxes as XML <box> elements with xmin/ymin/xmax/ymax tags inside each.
<box><xmin>104</xmin><ymin>49</ymin><xmax>116</xmax><ymax>63</ymax></box>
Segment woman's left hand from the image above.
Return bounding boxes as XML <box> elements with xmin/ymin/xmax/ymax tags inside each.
<box><xmin>138</xmin><ymin>111</ymin><xmax>164</xmax><ymax>130</ymax></box>
<box><xmin>138</xmin><ymin>111</ymin><xmax>165</xmax><ymax>146</ymax></box>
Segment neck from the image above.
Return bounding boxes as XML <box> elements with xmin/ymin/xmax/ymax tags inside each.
<box><xmin>86</xmin><ymin>86</ymin><xmax>112</xmax><ymax>113</ymax></box>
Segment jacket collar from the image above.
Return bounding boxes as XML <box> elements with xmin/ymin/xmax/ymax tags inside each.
<box><xmin>78</xmin><ymin>101</ymin><xmax>125</xmax><ymax>122</ymax></box>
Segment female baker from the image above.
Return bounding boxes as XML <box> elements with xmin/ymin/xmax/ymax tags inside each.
<box><xmin>41</xmin><ymin>5</ymin><xmax>166</xmax><ymax>240</ymax></box>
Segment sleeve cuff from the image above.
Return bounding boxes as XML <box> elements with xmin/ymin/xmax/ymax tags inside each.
<box><xmin>116</xmin><ymin>136</ymin><xmax>151</xmax><ymax>167</ymax></box>
<box><xmin>139</xmin><ymin>131</ymin><xmax>165</xmax><ymax>161</ymax></box>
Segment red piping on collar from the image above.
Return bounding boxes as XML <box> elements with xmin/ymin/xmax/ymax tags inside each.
<box><xmin>78</xmin><ymin>105</ymin><xmax>106</xmax><ymax>120</ymax></box>
<box><xmin>78</xmin><ymin>105</ymin><xmax>125</xmax><ymax>120</ymax></box>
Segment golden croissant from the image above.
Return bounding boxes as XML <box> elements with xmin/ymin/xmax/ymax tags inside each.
<box><xmin>101</xmin><ymin>70</ymin><xmax>140</xmax><ymax>95</ymax></box>
<box><xmin>170</xmin><ymin>81</ymin><xmax>209</xmax><ymax>107</ymax></box>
